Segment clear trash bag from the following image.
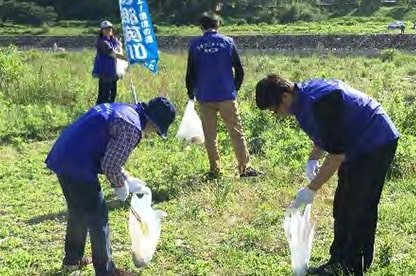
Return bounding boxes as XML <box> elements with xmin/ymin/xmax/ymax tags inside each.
<box><xmin>116</xmin><ymin>59</ymin><xmax>129</xmax><ymax>79</ymax></box>
<box><xmin>283</xmin><ymin>204</ymin><xmax>315</xmax><ymax>276</ymax></box>
<box><xmin>176</xmin><ymin>100</ymin><xmax>205</xmax><ymax>144</ymax></box>
<box><xmin>129</xmin><ymin>188</ymin><xmax>166</xmax><ymax>267</ymax></box>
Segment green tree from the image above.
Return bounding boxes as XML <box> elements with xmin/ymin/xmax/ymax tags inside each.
<box><xmin>1</xmin><ymin>1</ymin><xmax>57</xmax><ymax>25</ymax></box>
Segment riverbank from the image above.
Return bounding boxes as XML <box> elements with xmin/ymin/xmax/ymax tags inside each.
<box><xmin>1</xmin><ymin>34</ymin><xmax>416</xmax><ymax>50</ymax></box>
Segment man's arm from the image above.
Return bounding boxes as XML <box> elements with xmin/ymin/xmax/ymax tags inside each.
<box><xmin>231</xmin><ymin>43</ymin><xmax>244</xmax><ymax>91</ymax></box>
<box><xmin>102</xmin><ymin>119</ymin><xmax>141</xmax><ymax>188</ymax></box>
<box><xmin>185</xmin><ymin>47</ymin><xmax>196</xmax><ymax>100</ymax></box>
<box><xmin>308</xmin><ymin>144</ymin><xmax>325</xmax><ymax>160</ymax></box>
<box><xmin>308</xmin><ymin>91</ymin><xmax>346</xmax><ymax>191</ymax></box>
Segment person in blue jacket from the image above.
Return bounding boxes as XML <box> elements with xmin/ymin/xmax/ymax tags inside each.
<box><xmin>185</xmin><ymin>12</ymin><xmax>261</xmax><ymax>179</ymax></box>
<box><xmin>255</xmin><ymin>75</ymin><xmax>399</xmax><ymax>276</ymax></box>
<box><xmin>45</xmin><ymin>97</ymin><xmax>176</xmax><ymax>276</ymax></box>
<box><xmin>92</xmin><ymin>21</ymin><xmax>124</xmax><ymax>105</ymax></box>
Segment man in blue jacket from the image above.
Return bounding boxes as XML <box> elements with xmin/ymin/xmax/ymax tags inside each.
<box><xmin>255</xmin><ymin>75</ymin><xmax>399</xmax><ymax>276</ymax></box>
<box><xmin>45</xmin><ymin>97</ymin><xmax>176</xmax><ymax>276</ymax></box>
<box><xmin>186</xmin><ymin>12</ymin><xmax>261</xmax><ymax>179</ymax></box>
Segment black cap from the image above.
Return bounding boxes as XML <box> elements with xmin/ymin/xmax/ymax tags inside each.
<box><xmin>144</xmin><ymin>97</ymin><xmax>176</xmax><ymax>139</ymax></box>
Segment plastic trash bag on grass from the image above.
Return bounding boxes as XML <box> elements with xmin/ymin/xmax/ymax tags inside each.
<box><xmin>176</xmin><ymin>100</ymin><xmax>205</xmax><ymax>145</ymax></box>
<box><xmin>129</xmin><ymin>187</ymin><xmax>166</xmax><ymax>267</ymax></box>
<box><xmin>283</xmin><ymin>204</ymin><xmax>315</xmax><ymax>276</ymax></box>
<box><xmin>116</xmin><ymin>59</ymin><xmax>129</xmax><ymax>79</ymax></box>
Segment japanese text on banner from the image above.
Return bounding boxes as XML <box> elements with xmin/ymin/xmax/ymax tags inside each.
<box><xmin>119</xmin><ymin>0</ymin><xmax>158</xmax><ymax>73</ymax></box>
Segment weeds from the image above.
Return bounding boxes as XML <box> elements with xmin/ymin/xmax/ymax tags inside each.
<box><xmin>0</xmin><ymin>48</ymin><xmax>415</xmax><ymax>275</ymax></box>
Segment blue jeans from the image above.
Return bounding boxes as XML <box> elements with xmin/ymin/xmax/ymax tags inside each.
<box><xmin>58</xmin><ymin>174</ymin><xmax>115</xmax><ymax>276</ymax></box>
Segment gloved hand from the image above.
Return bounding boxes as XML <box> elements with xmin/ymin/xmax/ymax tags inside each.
<box><xmin>127</xmin><ymin>177</ymin><xmax>148</xmax><ymax>194</ymax></box>
<box><xmin>114</xmin><ymin>183</ymin><xmax>129</xmax><ymax>201</ymax></box>
<box><xmin>305</xmin><ymin>160</ymin><xmax>320</xmax><ymax>182</ymax></box>
<box><xmin>290</xmin><ymin>187</ymin><xmax>316</xmax><ymax>210</ymax></box>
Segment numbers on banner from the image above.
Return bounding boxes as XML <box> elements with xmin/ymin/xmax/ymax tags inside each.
<box><xmin>128</xmin><ymin>43</ymin><xmax>148</xmax><ymax>60</ymax></box>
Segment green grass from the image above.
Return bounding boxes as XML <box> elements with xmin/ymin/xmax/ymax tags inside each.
<box><xmin>2</xmin><ymin>7</ymin><xmax>416</xmax><ymax>36</ymax></box>
<box><xmin>0</xmin><ymin>47</ymin><xmax>415</xmax><ymax>275</ymax></box>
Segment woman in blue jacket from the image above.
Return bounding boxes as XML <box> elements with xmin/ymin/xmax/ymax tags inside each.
<box><xmin>92</xmin><ymin>21</ymin><xmax>124</xmax><ymax>105</ymax></box>
<box><xmin>255</xmin><ymin>75</ymin><xmax>399</xmax><ymax>276</ymax></box>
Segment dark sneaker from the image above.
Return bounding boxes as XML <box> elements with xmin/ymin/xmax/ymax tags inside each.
<box><xmin>308</xmin><ymin>261</ymin><xmax>347</xmax><ymax>275</ymax></box>
<box><xmin>62</xmin><ymin>256</ymin><xmax>92</xmax><ymax>271</ymax></box>
<box><xmin>203</xmin><ymin>170</ymin><xmax>223</xmax><ymax>181</ymax></box>
<box><xmin>240</xmin><ymin>167</ymin><xmax>264</xmax><ymax>178</ymax></box>
<box><xmin>114</xmin><ymin>269</ymin><xmax>137</xmax><ymax>276</ymax></box>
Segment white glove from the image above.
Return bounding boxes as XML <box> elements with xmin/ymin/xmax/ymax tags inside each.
<box><xmin>290</xmin><ymin>187</ymin><xmax>316</xmax><ymax>209</ymax></box>
<box><xmin>114</xmin><ymin>183</ymin><xmax>129</xmax><ymax>201</ymax></box>
<box><xmin>306</xmin><ymin>160</ymin><xmax>320</xmax><ymax>182</ymax></box>
<box><xmin>127</xmin><ymin>177</ymin><xmax>148</xmax><ymax>194</ymax></box>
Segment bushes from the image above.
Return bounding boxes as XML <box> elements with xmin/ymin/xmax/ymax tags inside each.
<box><xmin>0</xmin><ymin>1</ymin><xmax>57</xmax><ymax>26</ymax></box>
<box><xmin>278</xmin><ymin>3</ymin><xmax>326</xmax><ymax>24</ymax></box>
<box><xmin>0</xmin><ymin>46</ymin><xmax>26</xmax><ymax>94</ymax></box>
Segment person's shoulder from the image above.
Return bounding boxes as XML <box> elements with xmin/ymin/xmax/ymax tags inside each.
<box><xmin>300</xmin><ymin>79</ymin><xmax>344</xmax><ymax>101</ymax></box>
<box><xmin>96</xmin><ymin>37</ymin><xmax>110</xmax><ymax>47</ymax></box>
<box><xmin>189</xmin><ymin>35</ymin><xmax>203</xmax><ymax>46</ymax></box>
<box><xmin>297</xmin><ymin>79</ymin><xmax>328</xmax><ymax>95</ymax></box>
<box><xmin>96</xmin><ymin>36</ymin><xmax>104</xmax><ymax>44</ymax></box>
<box><xmin>97</xmin><ymin>36</ymin><xmax>107</xmax><ymax>42</ymax></box>
<box><xmin>216</xmin><ymin>32</ymin><xmax>234</xmax><ymax>43</ymax></box>
<box><xmin>300</xmin><ymin>78</ymin><xmax>341</xmax><ymax>88</ymax></box>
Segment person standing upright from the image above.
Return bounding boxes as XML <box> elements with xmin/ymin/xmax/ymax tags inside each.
<box><xmin>185</xmin><ymin>12</ymin><xmax>262</xmax><ymax>179</ymax></box>
<box><xmin>92</xmin><ymin>21</ymin><xmax>124</xmax><ymax>105</ymax></box>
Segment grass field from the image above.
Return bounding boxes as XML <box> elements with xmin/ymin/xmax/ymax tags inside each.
<box><xmin>0</xmin><ymin>47</ymin><xmax>415</xmax><ymax>275</ymax></box>
<box><xmin>2</xmin><ymin>7</ymin><xmax>416</xmax><ymax>36</ymax></box>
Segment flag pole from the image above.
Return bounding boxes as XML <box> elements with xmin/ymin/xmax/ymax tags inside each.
<box><xmin>124</xmin><ymin>50</ymin><xmax>137</xmax><ymax>104</ymax></box>
<box><xmin>129</xmin><ymin>70</ymin><xmax>138</xmax><ymax>104</ymax></box>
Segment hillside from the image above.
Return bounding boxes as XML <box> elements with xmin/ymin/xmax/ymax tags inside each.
<box><xmin>1</xmin><ymin>3</ymin><xmax>416</xmax><ymax>36</ymax></box>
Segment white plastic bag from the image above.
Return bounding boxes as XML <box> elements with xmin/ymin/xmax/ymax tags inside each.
<box><xmin>283</xmin><ymin>204</ymin><xmax>315</xmax><ymax>276</ymax></box>
<box><xmin>176</xmin><ymin>100</ymin><xmax>205</xmax><ymax>144</ymax></box>
<box><xmin>129</xmin><ymin>188</ymin><xmax>166</xmax><ymax>267</ymax></box>
<box><xmin>116</xmin><ymin>59</ymin><xmax>129</xmax><ymax>79</ymax></box>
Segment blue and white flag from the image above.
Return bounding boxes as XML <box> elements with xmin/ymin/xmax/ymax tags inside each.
<box><xmin>119</xmin><ymin>0</ymin><xmax>159</xmax><ymax>73</ymax></box>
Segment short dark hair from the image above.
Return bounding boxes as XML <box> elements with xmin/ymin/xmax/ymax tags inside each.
<box><xmin>199</xmin><ymin>12</ymin><xmax>220</xmax><ymax>30</ymax></box>
<box><xmin>255</xmin><ymin>74</ymin><xmax>295</xmax><ymax>110</ymax></box>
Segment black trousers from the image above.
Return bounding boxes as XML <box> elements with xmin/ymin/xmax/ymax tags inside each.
<box><xmin>329</xmin><ymin>139</ymin><xmax>398</xmax><ymax>275</ymax></box>
<box><xmin>97</xmin><ymin>78</ymin><xmax>118</xmax><ymax>105</ymax></box>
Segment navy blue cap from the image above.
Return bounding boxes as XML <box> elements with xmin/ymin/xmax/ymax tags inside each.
<box><xmin>144</xmin><ymin>97</ymin><xmax>176</xmax><ymax>139</ymax></box>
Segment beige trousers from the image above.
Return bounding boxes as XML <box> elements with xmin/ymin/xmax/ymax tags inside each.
<box><xmin>199</xmin><ymin>100</ymin><xmax>250</xmax><ymax>174</ymax></box>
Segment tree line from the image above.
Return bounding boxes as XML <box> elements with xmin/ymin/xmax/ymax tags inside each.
<box><xmin>0</xmin><ymin>0</ymin><xmax>414</xmax><ymax>26</ymax></box>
